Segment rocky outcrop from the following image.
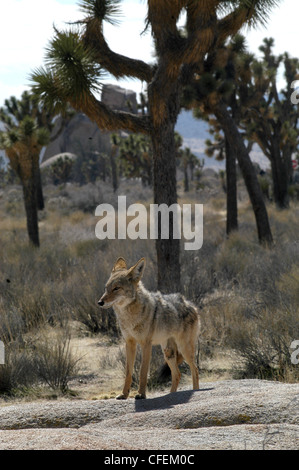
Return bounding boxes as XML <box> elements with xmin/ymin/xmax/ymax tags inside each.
<box><xmin>40</xmin><ymin>152</ymin><xmax>77</xmax><ymax>169</ymax></box>
<box><xmin>101</xmin><ymin>84</ymin><xmax>137</xmax><ymax>114</ymax></box>
<box><xmin>42</xmin><ymin>84</ymin><xmax>137</xmax><ymax>163</ymax></box>
<box><xmin>0</xmin><ymin>380</ymin><xmax>298</xmax><ymax>450</ymax></box>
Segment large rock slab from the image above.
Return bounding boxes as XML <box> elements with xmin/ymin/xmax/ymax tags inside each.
<box><xmin>0</xmin><ymin>380</ymin><xmax>298</xmax><ymax>450</ymax></box>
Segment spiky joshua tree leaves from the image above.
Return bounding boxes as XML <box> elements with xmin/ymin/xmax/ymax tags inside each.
<box><xmin>31</xmin><ymin>0</ymin><xmax>280</xmax><ymax>291</ymax></box>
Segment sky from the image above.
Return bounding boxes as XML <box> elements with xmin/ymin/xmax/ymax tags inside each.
<box><xmin>0</xmin><ymin>0</ymin><xmax>299</xmax><ymax>107</ymax></box>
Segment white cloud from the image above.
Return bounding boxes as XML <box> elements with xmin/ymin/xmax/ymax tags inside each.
<box><xmin>0</xmin><ymin>79</ymin><xmax>27</xmax><ymax>105</ymax></box>
<box><xmin>0</xmin><ymin>0</ymin><xmax>81</xmax><ymax>66</ymax></box>
<box><xmin>245</xmin><ymin>0</ymin><xmax>299</xmax><ymax>58</ymax></box>
<box><xmin>0</xmin><ymin>0</ymin><xmax>82</xmax><ymax>104</ymax></box>
<box><xmin>0</xmin><ymin>0</ymin><xmax>152</xmax><ymax>104</ymax></box>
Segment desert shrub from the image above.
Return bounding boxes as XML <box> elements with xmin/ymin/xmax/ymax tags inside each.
<box><xmin>64</xmin><ymin>183</ymin><xmax>103</xmax><ymax>213</ymax></box>
<box><xmin>0</xmin><ymin>345</ymin><xmax>36</xmax><ymax>394</ymax></box>
<box><xmin>275</xmin><ymin>265</ymin><xmax>299</xmax><ymax>307</ymax></box>
<box><xmin>258</xmin><ymin>173</ymin><xmax>271</xmax><ymax>200</ymax></box>
<box><xmin>0</xmin><ymin>330</ymin><xmax>80</xmax><ymax>395</ymax></box>
<box><xmin>0</xmin><ymin>330</ymin><xmax>81</xmax><ymax>395</ymax></box>
<box><xmin>228</xmin><ymin>306</ymin><xmax>299</xmax><ymax>381</ymax></box>
<box><xmin>33</xmin><ymin>331</ymin><xmax>80</xmax><ymax>393</ymax></box>
<box><xmin>181</xmin><ymin>242</ymin><xmax>218</xmax><ymax>302</ymax></box>
<box><xmin>182</xmin><ymin>221</ymin><xmax>299</xmax><ymax>382</ymax></box>
<box><xmin>74</xmin><ymin>297</ymin><xmax>120</xmax><ymax>336</ymax></box>
<box><xmin>288</xmin><ymin>183</ymin><xmax>299</xmax><ymax>201</ymax></box>
<box><xmin>198</xmin><ymin>287</ymin><xmax>299</xmax><ymax>382</ymax></box>
<box><xmin>0</xmin><ymin>243</ymin><xmax>75</xmax><ymax>342</ymax></box>
<box><xmin>240</xmin><ymin>241</ymin><xmax>299</xmax><ymax>310</ymax></box>
<box><xmin>213</xmin><ymin>231</ymin><xmax>262</xmax><ymax>286</ymax></box>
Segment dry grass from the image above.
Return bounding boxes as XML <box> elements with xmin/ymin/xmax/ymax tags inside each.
<box><xmin>0</xmin><ymin>174</ymin><xmax>298</xmax><ymax>401</ymax></box>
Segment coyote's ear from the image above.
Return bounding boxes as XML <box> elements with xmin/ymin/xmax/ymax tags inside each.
<box><xmin>128</xmin><ymin>258</ymin><xmax>146</xmax><ymax>282</ymax></box>
<box><xmin>112</xmin><ymin>257</ymin><xmax>127</xmax><ymax>272</ymax></box>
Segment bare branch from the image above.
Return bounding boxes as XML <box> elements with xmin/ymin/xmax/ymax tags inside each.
<box><xmin>217</xmin><ymin>8</ymin><xmax>250</xmax><ymax>44</ymax></box>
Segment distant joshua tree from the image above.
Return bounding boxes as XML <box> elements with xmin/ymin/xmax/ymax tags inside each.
<box><xmin>241</xmin><ymin>38</ymin><xmax>299</xmax><ymax>209</ymax></box>
<box><xmin>0</xmin><ymin>93</ymin><xmax>50</xmax><ymax>246</ymax></box>
<box><xmin>183</xmin><ymin>33</ymin><xmax>274</xmax><ymax>243</ymax></box>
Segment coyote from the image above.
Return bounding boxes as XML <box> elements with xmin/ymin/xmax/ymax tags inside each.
<box><xmin>98</xmin><ymin>257</ymin><xmax>200</xmax><ymax>399</ymax></box>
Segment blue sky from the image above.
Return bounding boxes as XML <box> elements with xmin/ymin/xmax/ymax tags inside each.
<box><xmin>0</xmin><ymin>0</ymin><xmax>298</xmax><ymax>106</ymax></box>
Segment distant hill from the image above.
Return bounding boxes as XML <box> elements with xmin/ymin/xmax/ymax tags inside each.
<box><xmin>175</xmin><ymin>109</ymin><xmax>269</xmax><ymax>170</ymax></box>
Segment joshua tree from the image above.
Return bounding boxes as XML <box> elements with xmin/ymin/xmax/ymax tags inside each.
<box><xmin>0</xmin><ymin>115</ymin><xmax>49</xmax><ymax>246</ymax></box>
<box><xmin>31</xmin><ymin>0</ymin><xmax>279</xmax><ymax>290</ymax></box>
<box><xmin>0</xmin><ymin>92</ymin><xmax>49</xmax><ymax>211</ymax></box>
<box><xmin>203</xmin><ymin>35</ymin><xmax>253</xmax><ymax>236</ymax></box>
<box><xmin>204</xmin><ymin>121</ymin><xmax>239</xmax><ymax>235</ymax></box>
<box><xmin>202</xmin><ymin>37</ymin><xmax>299</xmax><ymax>211</ymax></box>
<box><xmin>184</xmin><ymin>33</ymin><xmax>274</xmax><ymax>243</ymax></box>
<box><xmin>178</xmin><ymin>146</ymin><xmax>199</xmax><ymax>193</ymax></box>
<box><xmin>114</xmin><ymin>133</ymin><xmax>153</xmax><ymax>187</ymax></box>
<box><xmin>241</xmin><ymin>38</ymin><xmax>299</xmax><ymax>208</ymax></box>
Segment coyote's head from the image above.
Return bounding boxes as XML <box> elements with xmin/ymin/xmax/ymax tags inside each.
<box><xmin>98</xmin><ymin>257</ymin><xmax>145</xmax><ymax>309</ymax></box>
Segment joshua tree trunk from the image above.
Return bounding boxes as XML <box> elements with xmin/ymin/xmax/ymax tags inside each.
<box><xmin>7</xmin><ymin>151</ymin><xmax>41</xmax><ymax>247</ymax></box>
<box><xmin>271</xmin><ymin>158</ymin><xmax>289</xmax><ymax>209</ymax></box>
<box><xmin>214</xmin><ymin>101</ymin><xmax>273</xmax><ymax>245</ymax></box>
<box><xmin>270</xmin><ymin>141</ymin><xmax>290</xmax><ymax>209</ymax></box>
<box><xmin>184</xmin><ymin>164</ymin><xmax>189</xmax><ymax>193</ymax></box>
<box><xmin>151</xmin><ymin>123</ymin><xmax>181</xmax><ymax>293</ymax></box>
<box><xmin>35</xmin><ymin>165</ymin><xmax>44</xmax><ymax>210</ymax></box>
<box><xmin>225</xmin><ymin>137</ymin><xmax>238</xmax><ymax>235</ymax></box>
<box><xmin>109</xmin><ymin>144</ymin><xmax>118</xmax><ymax>193</ymax></box>
<box><xmin>149</xmin><ymin>81</ymin><xmax>181</xmax><ymax>293</ymax></box>
<box><xmin>22</xmin><ymin>178</ymin><xmax>40</xmax><ymax>247</ymax></box>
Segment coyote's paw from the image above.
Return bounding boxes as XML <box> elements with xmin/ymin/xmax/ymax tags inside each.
<box><xmin>135</xmin><ymin>393</ymin><xmax>146</xmax><ymax>400</ymax></box>
<box><xmin>116</xmin><ymin>393</ymin><xmax>128</xmax><ymax>400</ymax></box>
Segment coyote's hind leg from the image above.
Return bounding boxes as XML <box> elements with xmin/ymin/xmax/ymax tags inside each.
<box><xmin>163</xmin><ymin>338</ymin><xmax>181</xmax><ymax>393</ymax></box>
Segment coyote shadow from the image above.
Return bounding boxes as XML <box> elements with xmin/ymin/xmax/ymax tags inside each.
<box><xmin>134</xmin><ymin>387</ymin><xmax>214</xmax><ymax>412</ymax></box>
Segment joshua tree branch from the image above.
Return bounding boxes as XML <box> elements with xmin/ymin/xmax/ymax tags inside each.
<box><xmin>83</xmin><ymin>19</ymin><xmax>154</xmax><ymax>82</ymax></box>
<box><xmin>217</xmin><ymin>1</ymin><xmax>263</xmax><ymax>44</ymax></box>
<box><xmin>71</xmin><ymin>90</ymin><xmax>151</xmax><ymax>134</ymax></box>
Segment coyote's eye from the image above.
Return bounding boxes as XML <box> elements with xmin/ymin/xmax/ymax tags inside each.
<box><xmin>113</xmin><ymin>286</ymin><xmax>119</xmax><ymax>292</ymax></box>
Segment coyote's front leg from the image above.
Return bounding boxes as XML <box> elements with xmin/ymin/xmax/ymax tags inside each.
<box><xmin>135</xmin><ymin>341</ymin><xmax>152</xmax><ymax>399</ymax></box>
<box><xmin>116</xmin><ymin>338</ymin><xmax>137</xmax><ymax>400</ymax></box>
